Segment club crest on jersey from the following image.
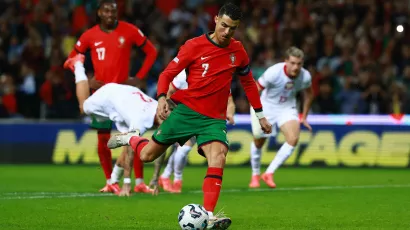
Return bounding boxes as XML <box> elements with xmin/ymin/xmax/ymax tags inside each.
<box><xmin>118</xmin><ymin>36</ymin><xmax>125</xmax><ymax>47</ymax></box>
<box><xmin>285</xmin><ymin>81</ymin><xmax>294</xmax><ymax>90</ymax></box>
<box><xmin>229</xmin><ymin>53</ymin><xmax>236</xmax><ymax>66</ymax></box>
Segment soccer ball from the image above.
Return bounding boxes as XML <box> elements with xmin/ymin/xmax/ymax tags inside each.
<box><xmin>178</xmin><ymin>204</ymin><xmax>209</xmax><ymax>230</ymax></box>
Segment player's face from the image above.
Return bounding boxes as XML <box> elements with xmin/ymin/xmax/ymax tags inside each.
<box><xmin>98</xmin><ymin>3</ymin><xmax>118</xmax><ymax>27</ymax></box>
<box><xmin>285</xmin><ymin>56</ymin><xmax>303</xmax><ymax>77</ymax></box>
<box><xmin>214</xmin><ymin>15</ymin><xmax>239</xmax><ymax>46</ymax></box>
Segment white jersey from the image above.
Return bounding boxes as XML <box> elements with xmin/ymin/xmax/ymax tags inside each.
<box><xmin>257</xmin><ymin>62</ymin><xmax>311</xmax><ymax>110</ymax></box>
<box><xmin>171</xmin><ymin>70</ymin><xmax>231</xmax><ymax>94</ymax></box>
<box><xmin>83</xmin><ymin>83</ymin><xmax>158</xmax><ymax>134</ymax></box>
<box><xmin>172</xmin><ymin>70</ymin><xmax>188</xmax><ymax>90</ymax></box>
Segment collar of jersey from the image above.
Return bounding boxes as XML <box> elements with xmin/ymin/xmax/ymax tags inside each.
<box><xmin>99</xmin><ymin>21</ymin><xmax>119</xmax><ymax>33</ymax></box>
<box><xmin>206</xmin><ymin>32</ymin><xmax>229</xmax><ymax>48</ymax></box>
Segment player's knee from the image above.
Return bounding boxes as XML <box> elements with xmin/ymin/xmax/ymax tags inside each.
<box><xmin>253</xmin><ymin>138</ymin><xmax>265</xmax><ymax>149</ymax></box>
<box><xmin>286</xmin><ymin>136</ymin><xmax>299</xmax><ymax>146</ymax></box>
<box><xmin>140</xmin><ymin>152</ymin><xmax>155</xmax><ymax>163</ymax></box>
<box><xmin>207</xmin><ymin>150</ymin><xmax>227</xmax><ymax>168</ymax></box>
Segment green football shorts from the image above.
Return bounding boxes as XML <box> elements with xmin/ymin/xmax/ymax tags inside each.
<box><xmin>90</xmin><ymin>116</ymin><xmax>112</xmax><ymax>131</ymax></box>
<box><xmin>152</xmin><ymin>103</ymin><xmax>228</xmax><ymax>156</ymax></box>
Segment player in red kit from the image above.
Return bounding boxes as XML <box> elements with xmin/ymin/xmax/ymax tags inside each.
<box><xmin>67</xmin><ymin>0</ymin><xmax>157</xmax><ymax>194</ymax></box>
<box><xmin>108</xmin><ymin>3</ymin><xmax>272</xmax><ymax>229</ymax></box>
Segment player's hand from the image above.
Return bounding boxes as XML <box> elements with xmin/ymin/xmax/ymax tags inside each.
<box><xmin>166</xmin><ymin>98</ymin><xmax>177</xmax><ymax>111</ymax></box>
<box><xmin>88</xmin><ymin>77</ymin><xmax>104</xmax><ymax>90</ymax></box>
<box><xmin>157</xmin><ymin>97</ymin><xmax>170</xmax><ymax>120</ymax></box>
<box><xmin>119</xmin><ymin>183</ymin><xmax>131</xmax><ymax>197</ymax></box>
<box><xmin>226</xmin><ymin>114</ymin><xmax>235</xmax><ymax>125</ymax></box>
<box><xmin>259</xmin><ymin>117</ymin><xmax>272</xmax><ymax>134</ymax></box>
<box><xmin>301</xmin><ymin>118</ymin><xmax>312</xmax><ymax>132</ymax></box>
<box><xmin>125</xmin><ymin>77</ymin><xmax>146</xmax><ymax>89</ymax></box>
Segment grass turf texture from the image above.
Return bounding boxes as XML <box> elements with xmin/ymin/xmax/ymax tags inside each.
<box><xmin>0</xmin><ymin>165</ymin><xmax>409</xmax><ymax>229</ymax></box>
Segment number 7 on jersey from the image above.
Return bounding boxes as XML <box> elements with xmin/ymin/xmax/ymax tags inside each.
<box><xmin>202</xmin><ymin>63</ymin><xmax>209</xmax><ymax>77</ymax></box>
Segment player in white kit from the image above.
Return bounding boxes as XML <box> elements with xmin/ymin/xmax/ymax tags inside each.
<box><xmin>249</xmin><ymin>47</ymin><xmax>314</xmax><ymax>188</ymax></box>
<box><xmin>65</xmin><ymin>53</ymin><xmax>161</xmax><ymax>196</ymax></box>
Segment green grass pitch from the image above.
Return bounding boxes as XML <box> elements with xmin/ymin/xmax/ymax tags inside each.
<box><xmin>0</xmin><ymin>165</ymin><xmax>409</xmax><ymax>229</ymax></box>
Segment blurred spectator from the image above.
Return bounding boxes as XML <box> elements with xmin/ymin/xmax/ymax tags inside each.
<box><xmin>314</xmin><ymin>81</ymin><xmax>338</xmax><ymax>114</ymax></box>
<box><xmin>0</xmin><ymin>74</ymin><xmax>17</xmax><ymax>117</ymax></box>
<box><xmin>40</xmin><ymin>68</ymin><xmax>76</xmax><ymax>119</ymax></box>
<box><xmin>1</xmin><ymin>0</ymin><xmax>410</xmax><ymax>119</ymax></box>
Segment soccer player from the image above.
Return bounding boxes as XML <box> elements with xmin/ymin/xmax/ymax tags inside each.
<box><xmin>108</xmin><ymin>3</ymin><xmax>272</xmax><ymax>229</ymax></box>
<box><xmin>65</xmin><ymin>54</ymin><xmax>158</xmax><ymax>196</ymax></box>
<box><xmin>158</xmin><ymin>70</ymin><xmax>236</xmax><ymax>193</ymax></box>
<box><xmin>248</xmin><ymin>47</ymin><xmax>314</xmax><ymax>189</ymax></box>
<box><xmin>67</xmin><ymin>0</ymin><xmax>157</xmax><ymax>193</ymax></box>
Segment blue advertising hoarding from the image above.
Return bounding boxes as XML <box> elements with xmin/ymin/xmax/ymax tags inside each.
<box><xmin>0</xmin><ymin>115</ymin><xmax>409</xmax><ymax>167</ymax></box>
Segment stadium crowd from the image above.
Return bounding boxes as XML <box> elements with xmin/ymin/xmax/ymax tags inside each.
<box><xmin>0</xmin><ymin>0</ymin><xmax>410</xmax><ymax>119</ymax></box>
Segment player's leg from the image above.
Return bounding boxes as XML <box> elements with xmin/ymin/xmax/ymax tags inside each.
<box><xmin>133</xmin><ymin>146</ymin><xmax>154</xmax><ymax>193</ymax></box>
<box><xmin>64</xmin><ymin>53</ymin><xmax>88</xmax><ymax>112</ymax></box>
<box><xmin>159</xmin><ymin>145</ymin><xmax>176</xmax><ymax>192</ymax></box>
<box><xmin>149</xmin><ymin>152</ymin><xmax>166</xmax><ymax>195</ymax></box>
<box><xmin>106</xmin><ymin>150</ymin><xmax>125</xmax><ymax>195</ymax></box>
<box><xmin>249</xmin><ymin>107</ymin><xmax>273</xmax><ymax>188</ymax></box>
<box><xmin>67</xmin><ymin>54</ymin><xmax>114</xmax><ymax>191</ymax></box>
<box><xmin>263</xmin><ymin>112</ymin><xmax>299</xmax><ymax>188</ymax></box>
<box><xmin>96</xmin><ymin>126</ymin><xmax>113</xmax><ymax>192</ymax></box>
<box><xmin>249</xmin><ymin>137</ymin><xmax>266</xmax><ymax>188</ymax></box>
<box><xmin>199</xmin><ymin>142</ymin><xmax>231</xmax><ymax>230</ymax></box>
<box><xmin>172</xmin><ymin>138</ymin><xmax>195</xmax><ymax>193</ymax></box>
<box><xmin>195</xmin><ymin>118</ymin><xmax>231</xmax><ymax>230</ymax></box>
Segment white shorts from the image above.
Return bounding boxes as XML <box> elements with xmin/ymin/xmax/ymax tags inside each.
<box><xmin>250</xmin><ymin>107</ymin><xmax>299</xmax><ymax>139</ymax></box>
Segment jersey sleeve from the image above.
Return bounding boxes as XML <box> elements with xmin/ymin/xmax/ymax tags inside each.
<box><xmin>128</xmin><ymin>23</ymin><xmax>147</xmax><ymax>47</ymax></box>
<box><xmin>156</xmin><ymin>40</ymin><xmax>194</xmax><ymax>98</ymax></box>
<box><xmin>172</xmin><ymin>70</ymin><xmax>188</xmax><ymax>90</ymax></box>
<box><xmin>236</xmin><ymin>45</ymin><xmax>263</xmax><ymax>111</ymax></box>
<box><xmin>74</xmin><ymin>32</ymin><xmax>91</xmax><ymax>54</ymax></box>
<box><xmin>257</xmin><ymin>66</ymin><xmax>276</xmax><ymax>89</ymax></box>
<box><xmin>301</xmin><ymin>70</ymin><xmax>312</xmax><ymax>89</ymax></box>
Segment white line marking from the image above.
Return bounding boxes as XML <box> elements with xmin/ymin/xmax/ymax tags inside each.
<box><xmin>1</xmin><ymin>184</ymin><xmax>409</xmax><ymax>200</ymax></box>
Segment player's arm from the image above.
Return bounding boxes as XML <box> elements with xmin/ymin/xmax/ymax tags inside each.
<box><xmin>236</xmin><ymin>63</ymin><xmax>263</xmax><ymax>115</ymax></box>
<box><xmin>156</xmin><ymin>42</ymin><xmax>193</xmax><ymax>119</ymax></box>
<box><xmin>167</xmin><ymin>70</ymin><xmax>187</xmax><ymax>98</ymax></box>
<box><xmin>119</xmin><ymin>146</ymin><xmax>134</xmax><ymax>196</ymax></box>
<box><xmin>67</xmin><ymin>33</ymin><xmax>90</xmax><ymax>63</ymax></box>
<box><xmin>300</xmin><ymin>72</ymin><xmax>314</xmax><ymax>131</ymax></box>
<box><xmin>167</xmin><ymin>82</ymin><xmax>177</xmax><ymax>98</ymax></box>
<box><xmin>76</xmin><ymin>80</ymin><xmax>90</xmax><ymax>114</ymax></box>
<box><xmin>237</xmin><ymin>54</ymin><xmax>272</xmax><ymax>134</ymax></box>
<box><xmin>226</xmin><ymin>93</ymin><xmax>235</xmax><ymax>125</ymax></box>
<box><xmin>129</xmin><ymin>25</ymin><xmax>158</xmax><ymax>80</ymax></box>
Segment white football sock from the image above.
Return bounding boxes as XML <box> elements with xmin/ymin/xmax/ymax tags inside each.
<box><xmin>74</xmin><ymin>62</ymin><xmax>88</xmax><ymax>83</ymax></box>
<box><xmin>161</xmin><ymin>150</ymin><xmax>175</xmax><ymax>178</ymax></box>
<box><xmin>173</xmin><ymin>145</ymin><xmax>192</xmax><ymax>180</ymax></box>
<box><xmin>266</xmin><ymin>142</ymin><xmax>295</xmax><ymax>174</ymax></box>
<box><xmin>135</xmin><ymin>178</ymin><xmax>144</xmax><ymax>185</ymax></box>
<box><xmin>250</xmin><ymin>142</ymin><xmax>262</xmax><ymax>176</ymax></box>
<box><xmin>110</xmin><ymin>164</ymin><xmax>124</xmax><ymax>184</ymax></box>
<box><xmin>207</xmin><ymin>211</ymin><xmax>214</xmax><ymax>219</ymax></box>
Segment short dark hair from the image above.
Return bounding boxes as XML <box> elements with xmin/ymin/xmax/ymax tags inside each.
<box><xmin>96</xmin><ymin>0</ymin><xmax>116</xmax><ymax>23</ymax></box>
<box><xmin>98</xmin><ymin>0</ymin><xmax>116</xmax><ymax>9</ymax></box>
<box><xmin>218</xmin><ymin>3</ymin><xmax>242</xmax><ymax>21</ymax></box>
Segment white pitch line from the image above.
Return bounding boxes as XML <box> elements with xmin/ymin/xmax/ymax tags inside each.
<box><xmin>1</xmin><ymin>184</ymin><xmax>410</xmax><ymax>200</ymax></box>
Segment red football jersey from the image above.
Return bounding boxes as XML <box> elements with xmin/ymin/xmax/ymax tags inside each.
<box><xmin>74</xmin><ymin>21</ymin><xmax>147</xmax><ymax>83</ymax></box>
<box><xmin>157</xmin><ymin>33</ymin><xmax>262</xmax><ymax>120</ymax></box>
